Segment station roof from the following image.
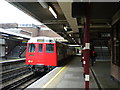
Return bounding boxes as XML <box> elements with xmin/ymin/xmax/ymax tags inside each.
<box><xmin>7</xmin><ymin>1</ymin><xmax>120</xmax><ymax>46</ymax></box>
<box><xmin>0</xmin><ymin>28</ymin><xmax>31</xmax><ymax>41</ymax></box>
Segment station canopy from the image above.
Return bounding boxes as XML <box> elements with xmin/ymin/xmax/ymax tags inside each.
<box><xmin>7</xmin><ymin>0</ymin><xmax>120</xmax><ymax>46</ymax></box>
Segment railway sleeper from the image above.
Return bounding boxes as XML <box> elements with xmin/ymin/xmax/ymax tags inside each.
<box><xmin>2</xmin><ymin>72</ymin><xmax>34</xmax><ymax>90</ymax></box>
<box><xmin>2</xmin><ymin>70</ymin><xmax>30</xmax><ymax>83</ymax></box>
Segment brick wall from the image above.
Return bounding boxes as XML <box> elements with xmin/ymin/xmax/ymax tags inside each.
<box><xmin>0</xmin><ymin>23</ymin><xmax>18</xmax><ymax>29</ymax></box>
<box><xmin>39</xmin><ymin>30</ymin><xmax>61</xmax><ymax>37</ymax></box>
<box><xmin>20</xmin><ymin>27</ymin><xmax>39</xmax><ymax>37</ymax></box>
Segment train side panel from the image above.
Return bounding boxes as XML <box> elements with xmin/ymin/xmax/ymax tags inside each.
<box><xmin>56</xmin><ymin>42</ymin><xmax>68</xmax><ymax>61</ymax></box>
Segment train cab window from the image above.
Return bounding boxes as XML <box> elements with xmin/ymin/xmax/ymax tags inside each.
<box><xmin>46</xmin><ymin>44</ymin><xmax>54</xmax><ymax>53</ymax></box>
<box><xmin>39</xmin><ymin>44</ymin><xmax>43</xmax><ymax>52</ymax></box>
<box><xmin>28</xmin><ymin>44</ymin><xmax>35</xmax><ymax>52</ymax></box>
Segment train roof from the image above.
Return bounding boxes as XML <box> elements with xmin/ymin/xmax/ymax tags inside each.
<box><xmin>28</xmin><ymin>36</ymin><xmax>56</xmax><ymax>43</ymax></box>
<box><xmin>28</xmin><ymin>37</ymin><xmax>73</xmax><ymax>47</ymax></box>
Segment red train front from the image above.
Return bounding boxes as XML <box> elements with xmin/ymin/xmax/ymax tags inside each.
<box><xmin>26</xmin><ymin>37</ymin><xmax>57</xmax><ymax>72</ymax></box>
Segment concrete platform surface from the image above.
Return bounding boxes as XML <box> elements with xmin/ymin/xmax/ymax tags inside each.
<box><xmin>91</xmin><ymin>60</ymin><xmax>120</xmax><ymax>89</ymax></box>
<box><xmin>26</xmin><ymin>56</ymin><xmax>98</xmax><ymax>89</ymax></box>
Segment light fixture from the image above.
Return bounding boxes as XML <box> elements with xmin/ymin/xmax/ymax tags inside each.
<box><xmin>69</xmin><ymin>34</ymin><xmax>71</xmax><ymax>37</ymax></box>
<box><xmin>38</xmin><ymin>0</ymin><xmax>48</xmax><ymax>8</ymax></box>
<box><xmin>38</xmin><ymin>0</ymin><xmax>57</xmax><ymax>19</ymax></box>
<box><xmin>73</xmin><ymin>39</ymin><xmax>76</xmax><ymax>43</ymax></box>
<box><xmin>1</xmin><ymin>34</ymin><xmax>9</xmax><ymax>36</ymax></box>
<box><xmin>49</xmin><ymin>6</ymin><xmax>57</xmax><ymax>19</ymax></box>
<box><xmin>64</xmin><ymin>26</ymin><xmax>67</xmax><ymax>31</ymax></box>
<box><xmin>17</xmin><ymin>37</ymin><xmax>23</xmax><ymax>40</ymax></box>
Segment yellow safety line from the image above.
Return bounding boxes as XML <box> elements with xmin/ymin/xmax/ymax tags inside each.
<box><xmin>42</xmin><ymin>65</ymin><xmax>68</xmax><ymax>88</ymax></box>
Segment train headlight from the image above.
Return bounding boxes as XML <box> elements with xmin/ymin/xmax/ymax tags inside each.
<box><xmin>28</xmin><ymin>60</ymin><xmax>31</xmax><ymax>62</ymax></box>
<box><xmin>28</xmin><ymin>60</ymin><xmax>33</xmax><ymax>63</ymax></box>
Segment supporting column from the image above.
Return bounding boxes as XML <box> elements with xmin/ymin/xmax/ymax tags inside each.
<box><xmin>83</xmin><ymin>3</ymin><xmax>90</xmax><ymax>90</ymax></box>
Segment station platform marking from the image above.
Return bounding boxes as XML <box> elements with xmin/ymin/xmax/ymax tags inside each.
<box><xmin>42</xmin><ymin>65</ymin><xmax>68</xmax><ymax>88</ymax></box>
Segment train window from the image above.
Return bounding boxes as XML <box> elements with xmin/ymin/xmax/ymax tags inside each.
<box><xmin>28</xmin><ymin>44</ymin><xmax>35</xmax><ymax>52</ymax></box>
<box><xmin>39</xmin><ymin>44</ymin><xmax>43</xmax><ymax>52</ymax></box>
<box><xmin>46</xmin><ymin>44</ymin><xmax>54</xmax><ymax>53</ymax></box>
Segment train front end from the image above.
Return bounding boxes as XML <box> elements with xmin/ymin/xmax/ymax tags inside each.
<box><xmin>26</xmin><ymin>37</ymin><xmax>57</xmax><ymax>72</ymax></box>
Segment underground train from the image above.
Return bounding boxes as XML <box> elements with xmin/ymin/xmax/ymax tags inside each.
<box><xmin>26</xmin><ymin>37</ymin><xmax>76</xmax><ymax>72</ymax></box>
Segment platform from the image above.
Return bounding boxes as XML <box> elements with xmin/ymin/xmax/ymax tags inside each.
<box><xmin>0</xmin><ymin>58</ymin><xmax>25</xmax><ymax>63</ymax></box>
<box><xmin>91</xmin><ymin>60</ymin><xmax>119</xmax><ymax>89</ymax></box>
<box><xmin>26</xmin><ymin>56</ymin><xmax>98</xmax><ymax>89</ymax></box>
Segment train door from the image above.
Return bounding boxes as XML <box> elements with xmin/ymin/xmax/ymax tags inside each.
<box><xmin>36</xmin><ymin>43</ymin><xmax>45</xmax><ymax>64</ymax></box>
<box><xmin>45</xmin><ymin>43</ymin><xmax>57</xmax><ymax>66</ymax></box>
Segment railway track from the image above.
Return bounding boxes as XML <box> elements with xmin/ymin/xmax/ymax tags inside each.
<box><xmin>1</xmin><ymin>66</ymin><xmax>32</xmax><ymax>89</ymax></box>
<box><xmin>1</xmin><ymin>59</ymin><xmax>55</xmax><ymax>90</ymax></box>
<box><xmin>2</xmin><ymin>72</ymin><xmax>34</xmax><ymax>90</ymax></box>
<box><xmin>15</xmin><ymin>72</ymin><xmax>47</xmax><ymax>89</ymax></box>
<box><xmin>1</xmin><ymin>66</ymin><xmax>31</xmax><ymax>83</ymax></box>
<box><xmin>2</xmin><ymin>70</ymin><xmax>49</xmax><ymax>90</ymax></box>
<box><xmin>1</xmin><ymin>58</ymin><xmax>25</xmax><ymax>71</ymax></box>
<box><xmin>0</xmin><ymin>59</ymin><xmax>33</xmax><ymax>90</ymax></box>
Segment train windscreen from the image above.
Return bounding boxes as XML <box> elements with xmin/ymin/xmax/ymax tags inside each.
<box><xmin>28</xmin><ymin>43</ymin><xmax>35</xmax><ymax>52</ymax></box>
<box><xmin>39</xmin><ymin>44</ymin><xmax>43</xmax><ymax>52</ymax></box>
<box><xmin>46</xmin><ymin>44</ymin><xmax>54</xmax><ymax>53</ymax></box>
